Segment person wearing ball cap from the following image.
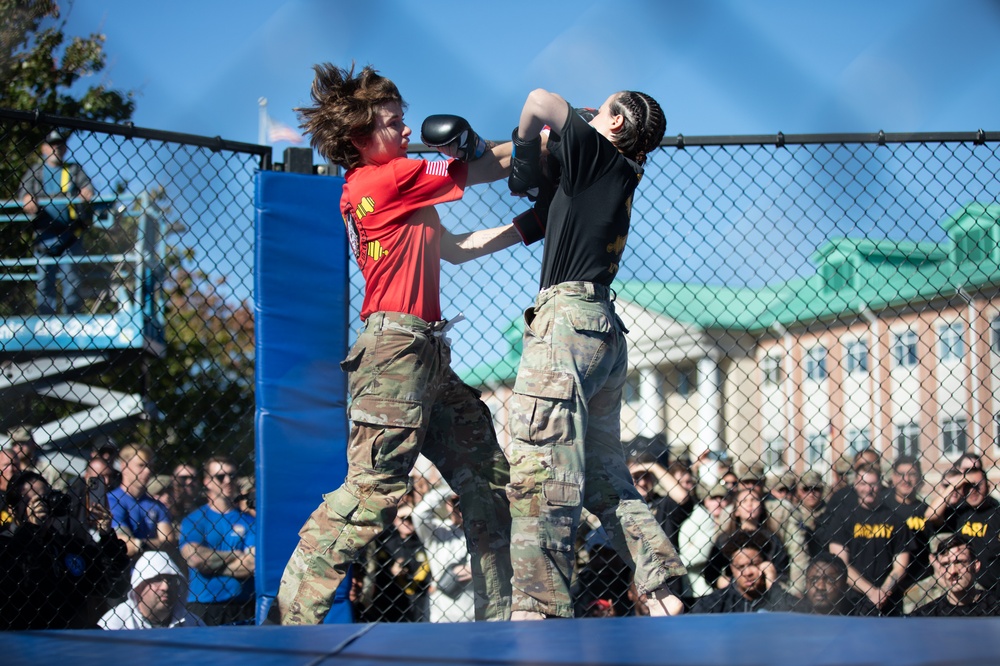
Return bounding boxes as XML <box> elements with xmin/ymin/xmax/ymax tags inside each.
<box><xmin>275</xmin><ymin>62</ymin><xmax>519</xmax><ymax>626</ymax></box>
<box><xmin>17</xmin><ymin>128</ymin><xmax>94</xmax><ymax>315</ymax></box>
<box><xmin>503</xmin><ymin>86</ymin><xmax>681</xmax><ymax>620</ymax></box>
<box><xmin>99</xmin><ymin>550</ymin><xmax>205</xmax><ymax>629</ymax></box>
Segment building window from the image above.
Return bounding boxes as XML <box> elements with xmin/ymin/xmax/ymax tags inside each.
<box><xmin>763</xmin><ymin>437</ymin><xmax>785</xmax><ymax>471</ymax></box>
<box><xmin>942</xmin><ymin>417</ymin><xmax>968</xmax><ymax>458</ymax></box>
<box><xmin>895</xmin><ymin>422</ymin><xmax>920</xmax><ymax>458</ymax></box>
<box><xmin>938</xmin><ymin>322</ymin><xmax>965</xmax><ymax>362</ymax></box>
<box><xmin>624</xmin><ymin>373</ymin><xmax>641</xmax><ymax>405</ymax></box>
<box><xmin>845</xmin><ymin>339</ymin><xmax>869</xmax><ymax>375</ymax></box>
<box><xmin>891</xmin><ymin>329</ymin><xmax>918</xmax><ymax>368</ymax></box>
<box><xmin>761</xmin><ymin>355</ymin><xmax>781</xmax><ymax>386</ymax></box>
<box><xmin>845</xmin><ymin>427</ymin><xmax>871</xmax><ymax>457</ymax></box>
<box><xmin>676</xmin><ymin>367</ymin><xmax>694</xmax><ymax>398</ymax></box>
<box><xmin>805</xmin><ymin>346</ymin><xmax>827</xmax><ymax>381</ymax></box>
<box><xmin>806</xmin><ymin>432</ymin><xmax>829</xmax><ymax>467</ymax></box>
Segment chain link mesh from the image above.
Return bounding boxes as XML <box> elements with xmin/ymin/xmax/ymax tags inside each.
<box><xmin>1</xmin><ymin>114</ymin><xmax>261</xmax><ymax>628</ymax></box>
<box><xmin>2</xmin><ymin>109</ymin><xmax>999</xmax><ymax>627</ymax></box>
<box><xmin>349</xmin><ymin>136</ymin><xmax>1000</xmax><ymax>621</ymax></box>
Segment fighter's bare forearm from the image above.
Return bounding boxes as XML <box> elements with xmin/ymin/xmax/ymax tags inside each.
<box><xmin>440</xmin><ymin>224</ymin><xmax>520</xmax><ymax>264</ymax></box>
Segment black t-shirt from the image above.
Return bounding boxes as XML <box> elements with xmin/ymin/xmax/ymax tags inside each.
<box><xmin>539</xmin><ymin>104</ymin><xmax>642</xmax><ymax>289</ymax></box>
<box><xmin>941</xmin><ymin>497</ymin><xmax>1000</xmax><ymax>592</ymax></box>
<box><xmin>826</xmin><ymin>501</ymin><xmax>908</xmax><ymax>587</ymax></box>
<box><xmin>690</xmin><ymin>583</ymin><xmax>795</xmax><ymax>614</ymax></box>
<box><xmin>0</xmin><ymin>522</ymin><xmax>128</xmax><ymax>630</ymax></box>
<box><xmin>886</xmin><ymin>497</ymin><xmax>931</xmax><ymax>581</ymax></box>
<box><xmin>910</xmin><ymin>590</ymin><xmax>1000</xmax><ymax>617</ymax></box>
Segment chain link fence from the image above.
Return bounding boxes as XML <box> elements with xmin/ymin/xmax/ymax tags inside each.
<box><xmin>0</xmin><ymin>110</ymin><xmax>265</xmax><ymax>629</ymax></box>
<box><xmin>2</xmin><ymin>107</ymin><xmax>999</xmax><ymax>628</ymax></box>
<box><xmin>350</xmin><ymin>131</ymin><xmax>1000</xmax><ymax>622</ymax></box>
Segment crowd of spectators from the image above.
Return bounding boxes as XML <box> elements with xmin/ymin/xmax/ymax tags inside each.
<box><xmin>625</xmin><ymin>447</ymin><xmax>1000</xmax><ymax>618</ymax></box>
<box><xmin>3</xmin><ymin>422</ymin><xmax>1000</xmax><ymax>627</ymax></box>
<box><xmin>0</xmin><ymin>428</ymin><xmax>255</xmax><ymax>630</ymax></box>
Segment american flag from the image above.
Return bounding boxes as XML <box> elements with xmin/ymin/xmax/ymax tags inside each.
<box><xmin>425</xmin><ymin>160</ymin><xmax>449</xmax><ymax>177</ymax></box>
<box><xmin>267</xmin><ymin>116</ymin><xmax>303</xmax><ymax>145</ymax></box>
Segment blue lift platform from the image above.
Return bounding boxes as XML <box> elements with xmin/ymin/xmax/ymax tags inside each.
<box><xmin>0</xmin><ymin>193</ymin><xmax>166</xmax><ymax>451</ymax></box>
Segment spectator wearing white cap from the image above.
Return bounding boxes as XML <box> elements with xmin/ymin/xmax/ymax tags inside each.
<box><xmin>679</xmin><ymin>481</ymin><xmax>733</xmax><ymax>599</ymax></box>
<box><xmin>99</xmin><ymin>551</ymin><xmax>204</xmax><ymax>629</ymax></box>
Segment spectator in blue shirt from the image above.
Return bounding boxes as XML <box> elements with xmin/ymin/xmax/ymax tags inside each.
<box><xmin>180</xmin><ymin>456</ymin><xmax>255</xmax><ymax>626</ymax></box>
<box><xmin>107</xmin><ymin>443</ymin><xmax>174</xmax><ymax>558</ymax></box>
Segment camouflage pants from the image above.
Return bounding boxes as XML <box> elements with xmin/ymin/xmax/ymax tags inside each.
<box><xmin>507</xmin><ymin>282</ymin><xmax>686</xmax><ymax>617</ymax></box>
<box><xmin>276</xmin><ymin>311</ymin><xmax>512</xmax><ymax>624</ymax></box>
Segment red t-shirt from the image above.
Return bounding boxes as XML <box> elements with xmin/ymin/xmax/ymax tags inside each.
<box><xmin>341</xmin><ymin>157</ymin><xmax>468</xmax><ymax>322</ymax></box>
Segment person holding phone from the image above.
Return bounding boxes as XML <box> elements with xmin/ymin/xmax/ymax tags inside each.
<box><xmin>0</xmin><ymin>471</ymin><xmax>128</xmax><ymax>629</ymax></box>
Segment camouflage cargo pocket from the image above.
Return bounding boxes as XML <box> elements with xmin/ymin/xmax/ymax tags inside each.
<box><xmin>512</xmin><ymin>367</ymin><xmax>575</xmax><ymax>446</ymax></box>
<box><xmin>349</xmin><ymin>394</ymin><xmax>423</xmax><ymax>429</ymax></box>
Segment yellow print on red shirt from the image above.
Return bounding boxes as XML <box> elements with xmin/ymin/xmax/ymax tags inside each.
<box><xmin>367</xmin><ymin>240</ymin><xmax>389</xmax><ymax>261</ymax></box>
<box><xmin>354</xmin><ymin>196</ymin><xmax>375</xmax><ymax>222</ymax></box>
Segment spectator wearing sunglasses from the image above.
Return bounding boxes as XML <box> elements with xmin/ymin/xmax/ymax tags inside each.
<box><xmin>180</xmin><ymin>456</ymin><xmax>255</xmax><ymax>625</ymax></box>
<box><xmin>172</xmin><ymin>463</ymin><xmax>203</xmax><ymax>522</ymax></box>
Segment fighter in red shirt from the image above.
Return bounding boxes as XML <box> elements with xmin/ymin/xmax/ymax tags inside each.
<box><xmin>276</xmin><ymin>63</ymin><xmax>521</xmax><ymax>625</ymax></box>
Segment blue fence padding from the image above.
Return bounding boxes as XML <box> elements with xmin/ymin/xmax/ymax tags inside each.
<box><xmin>254</xmin><ymin>170</ymin><xmax>352</xmax><ymax>622</ymax></box>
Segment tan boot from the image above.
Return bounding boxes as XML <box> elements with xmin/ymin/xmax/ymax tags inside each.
<box><xmin>647</xmin><ymin>587</ymin><xmax>685</xmax><ymax>617</ymax></box>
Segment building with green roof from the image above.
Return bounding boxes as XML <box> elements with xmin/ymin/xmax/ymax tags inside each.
<box><xmin>464</xmin><ymin>202</ymin><xmax>1000</xmax><ymax>481</ymax></box>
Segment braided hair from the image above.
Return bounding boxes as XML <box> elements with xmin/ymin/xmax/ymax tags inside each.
<box><xmin>609</xmin><ymin>91</ymin><xmax>666</xmax><ymax>165</ymax></box>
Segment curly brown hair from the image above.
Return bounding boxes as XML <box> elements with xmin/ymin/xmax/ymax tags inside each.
<box><xmin>609</xmin><ymin>90</ymin><xmax>666</xmax><ymax>165</ymax></box>
<box><xmin>295</xmin><ymin>63</ymin><xmax>405</xmax><ymax>170</ymax></box>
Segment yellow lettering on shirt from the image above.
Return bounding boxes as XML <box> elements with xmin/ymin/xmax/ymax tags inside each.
<box><xmin>962</xmin><ymin>522</ymin><xmax>988</xmax><ymax>538</ymax></box>
<box><xmin>367</xmin><ymin>240</ymin><xmax>389</xmax><ymax>261</ymax></box>
<box><xmin>354</xmin><ymin>196</ymin><xmax>376</xmax><ymax>221</ymax></box>
<box><xmin>853</xmin><ymin>523</ymin><xmax>894</xmax><ymax>539</ymax></box>
<box><xmin>907</xmin><ymin>516</ymin><xmax>926</xmax><ymax>532</ymax></box>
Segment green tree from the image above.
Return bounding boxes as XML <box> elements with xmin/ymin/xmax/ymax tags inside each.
<box><xmin>92</xmin><ymin>190</ymin><xmax>256</xmax><ymax>472</ymax></box>
<box><xmin>1</xmin><ymin>0</ymin><xmax>136</xmax><ymax>317</ymax></box>
<box><xmin>1</xmin><ymin>0</ymin><xmax>135</xmax><ymax>197</ymax></box>
<box><xmin>1</xmin><ymin>5</ymin><xmax>256</xmax><ymax>474</ymax></box>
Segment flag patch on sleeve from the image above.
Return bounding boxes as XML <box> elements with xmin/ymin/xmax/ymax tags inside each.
<box><xmin>425</xmin><ymin>160</ymin><xmax>449</xmax><ymax>177</ymax></box>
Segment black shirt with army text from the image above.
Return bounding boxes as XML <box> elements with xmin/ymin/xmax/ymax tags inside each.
<box><xmin>824</xmin><ymin>500</ymin><xmax>909</xmax><ymax>587</ymax></box>
<box><xmin>539</xmin><ymin>103</ymin><xmax>643</xmax><ymax>290</ymax></box>
<box><xmin>940</xmin><ymin>496</ymin><xmax>1000</xmax><ymax>592</ymax></box>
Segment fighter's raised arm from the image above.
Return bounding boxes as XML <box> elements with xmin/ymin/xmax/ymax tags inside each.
<box><xmin>509</xmin><ymin>90</ymin><xmax>569</xmax><ymax>199</ymax></box>
<box><xmin>516</xmin><ymin>89</ymin><xmax>571</xmax><ymax>141</ymax></box>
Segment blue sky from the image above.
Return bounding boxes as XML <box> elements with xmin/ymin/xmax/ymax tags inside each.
<box><xmin>54</xmin><ymin>1</ymin><xmax>1000</xmax><ymax>371</ymax></box>
<box><xmin>65</xmin><ymin>0</ymin><xmax>1000</xmax><ymax>151</ymax></box>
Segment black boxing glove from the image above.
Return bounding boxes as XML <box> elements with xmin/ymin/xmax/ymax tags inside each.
<box><xmin>421</xmin><ymin>114</ymin><xmax>488</xmax><ymax>161</ymax></box>
<box><xmin>508</xmin><ymin>128</ymin><xmax>541</xmax><ymax>199</ymax></box>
